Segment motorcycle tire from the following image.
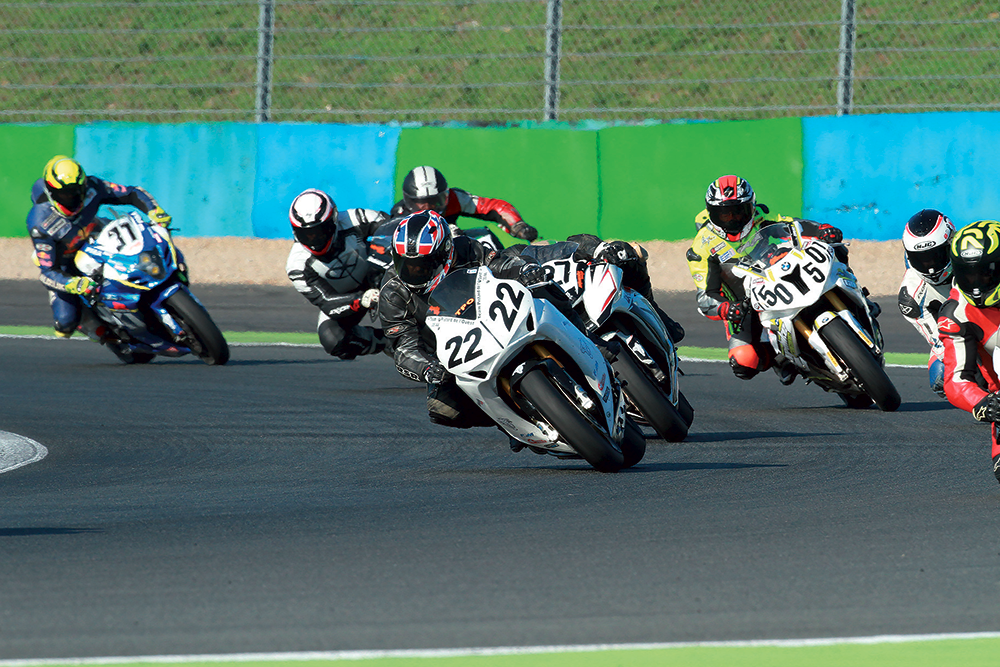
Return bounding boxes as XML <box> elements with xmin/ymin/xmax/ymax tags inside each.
<box><xmin>611</xmin><ymin>349</ymin><xmax>689</xmax><ymax>442</ymax></box>
<box><xmin>819</xmin><ymin>318</ymin><xmax>900</xmax><ymax>412</ymax></box>
<box><xmin>517</xmin><ymin>367</ymin><xmax>626</xmax><ymax>472</ymax></box>
<box><xmin>677</xmin><ymin>391</ymin><xmax>695</xmax><ymax>428</ymax></box>
<box><xmin>107</xmin><ymin>344</ymin><xmax>155</xmax><ymax>365</ymax></box>
<box><xmin>621</xmin><ymin>417</ymin><xmax>646</xmax><ymax>469</ymax></box>
<box><xmin>163</xmin><ymin>290</ymin><xmax>230</xmax><ymax>366</ymax></box>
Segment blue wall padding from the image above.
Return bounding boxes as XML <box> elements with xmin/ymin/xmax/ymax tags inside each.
<box><xmin>803</xmin><ymin>112</ymin><xmax>1000</xmax><ymax>240</ymax></box>
<box><xmin>252</xmin><ymin>124</ymin><xmax>401</xmax><ymax>239</ymax></box>
<box><xmin>76</xmin><ymin>124</ymin><xmax>258</xmax><ymax>237</ymax></box>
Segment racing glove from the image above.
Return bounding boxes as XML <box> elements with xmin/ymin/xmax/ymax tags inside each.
<box><xmin>509</xmin><ymin>221</ymin><xmax>538</xmax><ymax>242</ymax></box>
<box><xmin>718</xmin><ymin>299</ymin><xmax>751</xmax><ymax>334</ymax></box>
<box><xmin>817</xmin><ymin>224</ymin><xmax>843</xmax><ymax>244</ymax></box>
<box><xmin>595</xmin><ymin>240</ymin><xmax>638</xmax><ymax>267</ymax></box>
<box><xmin>360</xmin><ymin>288</ymin><xmax>380</xmax><ymax>309</ymax></box>
<box><xmin>65</xmin><ymin>276</ymin><xmax>98</xmax><ymax>298</ymax></box>
<box><xmin>973</xmin><ymin>392</ymin><xmax>1000</xmax><ymax>422</ymax></box>
<box><xmin>518</xmin><ymin>262</ymin><xmax>547</xmax><ymax>287</ymax></box>
<box><xmin>147</xmin><ymin>206</ymin><xmax>172</xmax><ymax>228</ymax></box>
<box><xmin>424</xmin><ymin>362</ymin><xmax>450</xmax><ymax>385</ymax></box>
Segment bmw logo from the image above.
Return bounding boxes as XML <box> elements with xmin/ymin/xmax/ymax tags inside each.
<box><xmin>780</xmin><ymin>261</ymin><xmax>791</xmax><ymax>271</ymax></box>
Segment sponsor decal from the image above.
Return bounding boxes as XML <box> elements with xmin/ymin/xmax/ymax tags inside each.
<box><xmin>961</xmin><ymin>248</ymin><xmax>983</xmax><ymax>259</ymax></box>
<box><xmin>913</xmin><ymin>240</ymin><xmax>936</xmax><ymax>250</ymax></box>
<box><xmin>692</xmin><ymin>273</ymin><xmax>704</xmax><ymax>283</ymax></box>
<box><xmin>428</xmin><ymin>305</ymin><xmax>441</xmax><ymax>315</ymax></box>
<box><xmin>780</xmin><ymin>261</ymin><xmax>791</xmax><ymax>271</ymax></box>
<box><xmin>938</xmin><ymin>318</ymin><xmax>960</xmax><ymax>334</ymax></box>
<box><xmin>718</xmin><ymin>249</ymin><xmax>734</xmax><ymax>262</ymax></box>
<box><xmin>454</xmin><ymin>297</ymin><xmax>475</xmax><ymax>316</ymax></box>
<box><xmin>899</xmin><ymin>305</ymin><xmax>914</xmax><ymax>315</ymax></box>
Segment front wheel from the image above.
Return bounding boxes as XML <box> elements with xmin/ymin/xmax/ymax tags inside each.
<box><xmin>517</xmin><ymin>368</ymin><xmax>625</xmax><ymax>472</ymax></box>
<box><xmin>818</xmin><ymin>318</ymin><xmax>900</xmax><ymax>412</ymax></box>
<box><xmin>163</xmin><ymin>290</ymin><xmax>230</xmax><ymax>366</ymax></box>
<box><xmin>611</xmin><ymin>349</ymin><xmax>688</xmax><ymax>442</ymax></box>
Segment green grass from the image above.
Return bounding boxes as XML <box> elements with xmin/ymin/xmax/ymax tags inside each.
<box><xmin>3</xmin><ymin>0</ymin><xmax>1000</xmax><ymax>123</ymax></box>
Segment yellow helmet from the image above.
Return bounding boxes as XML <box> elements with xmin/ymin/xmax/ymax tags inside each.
<box><xmin>43</xmin><ymin>155</ymin><xmax>88</xmax><ymax>217</ymax></box>
<box><xmin>950</xmin><ymin>219</ymin><xmax>1000</xmax><ymax>307</ymax></box>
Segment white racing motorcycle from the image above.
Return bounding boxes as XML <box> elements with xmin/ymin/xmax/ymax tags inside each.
<box><xmin>731</xmin><ymin>221</ymin><xmax>900</xmax><ymax>411</ymax></box>
<box><xmin>425</xmin><ymin>266</ymin><xmax>646</xmax><ymax>472</ymax></box>
<box><xmin>526</xmin><ymin>245</ymin><xmax>692</xmax><ymax>441</ymax></box>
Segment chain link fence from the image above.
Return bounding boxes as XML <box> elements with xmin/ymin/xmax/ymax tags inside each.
<box><xmin>3</xmin><ymin>0</ymin><xmax>999</xmax><ymax>124</ymax></box>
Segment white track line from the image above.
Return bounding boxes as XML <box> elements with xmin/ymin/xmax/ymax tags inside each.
<box><xmin>2</xmin><ymin>632</ymin><xmax>999</xmax><ymax>665</ymax></box>
<box><xmin>0</xmin><ymin>431</ymin><xmax>47</xmax><ymax>474</ymax></box>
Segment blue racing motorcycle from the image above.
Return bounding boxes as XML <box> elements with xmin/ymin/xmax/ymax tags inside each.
<box><xmin>74</xmin><ymin>211</ymin><xmax>230</xmax><ymax>365</ymax></box>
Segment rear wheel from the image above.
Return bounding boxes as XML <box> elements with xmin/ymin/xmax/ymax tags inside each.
<box><xmin>611</xmin><ymin>350</ymin><xmax>688</xmax><ymax>442</ymax></box>
<box><xmin>819</xmin><ymin>318</ymin><xmax>900</xmax><ymax>412</ymax></box>
<box><xmin>517</xmin><ymin>368</ymin><xmax>625</xmax><ymax>472</ymax></box>
<box><xmin>163</xmin><ymin>290</ymin><xmax>230</xmax><ymax>366</ymax></box>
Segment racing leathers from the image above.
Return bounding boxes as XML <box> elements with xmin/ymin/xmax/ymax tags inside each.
<box><xmin>286</xmin><ymin>207</ymin><xmax>391</xmax><ymax>359</ymax></box>
<box><xmin>506</xmin><ymin>233</ymin><xmax>685</xmax><ymax>344</ymax></box>
<box><xmin>686</xmin><ymin>210</ymin><xmax>847</xmax><ymax>380</ymax></box>
<box><xmin>26</xmin><ymin>175</ymin><xmax>168</xmax><ymax>336</ymax></box>
<box><xmin>378</xmin><ymin>235</ymin><xmax>535</xmax><ymax>428</ymax></box>
<box><xmin>391</xmin><ymin>188</ymin><xmax>537</xmax><ymax>241</ymax></box>
<box><xmin>898</xmin><ymin>267</ymin><xmax>951</xmax><ymax>397</ymax></box>
<box><xmin>937</xmin><ymin>294</ymin><xmax>1000</xmax><ymax>483</ymax></box>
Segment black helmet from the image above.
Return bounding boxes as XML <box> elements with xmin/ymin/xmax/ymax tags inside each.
<box><xmin>705</xmin><ymin>175</ymin><xmax>757</xmax><ymax>241</ymax></box>
<box><xmin>402</xmin><ymin>165</ymin><xmax>449</xmax><ymax>214</ymax></box>
<box><xmin>43</xmin><ymin>155</ymin><xmax>88</xmax><ymax>217</ymax></box>
<box><xmin>391</xmin><ymin>210</ymin><xmax>454</xmax><ymax>293</ymax></box>
<box><xmin>902</xmin><ymin>209</ymin><xmax>955</xmax><ymax>285</ymax></box>
<box><xmin>289</xmin><ymin>188</ymin><xmax>339</xmax><ymax>256</ymax></box>
<box><xmin>950</xmin><ymin>219</ymin><xmax>1000</xmax><ymax>307</ymax></box>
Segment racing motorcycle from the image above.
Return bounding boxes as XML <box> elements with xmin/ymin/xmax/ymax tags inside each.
<box><xmin>425</xmin><ymin>266</ymin><xmax>646</xmax><ymax>472</ymax></box>
<box><xmin>731</xmin><ymin>221</ymin><xmax>900</xmax><ymax>411</ymax></box>
<box><xmin>73</xmin><ymin>211</ymin><xmax>230</xmax><ymax>365</ymax></box>
<box><xmin>523</xmin><ymin>244</ymin><xmax>692</xmax><ymax>442</ymax></box>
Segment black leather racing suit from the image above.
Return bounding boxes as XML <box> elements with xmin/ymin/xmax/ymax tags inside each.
<box><xmin>377</xmin><ymin>235</ymin><xmax>533</xmax><ymax>428</ymax></box>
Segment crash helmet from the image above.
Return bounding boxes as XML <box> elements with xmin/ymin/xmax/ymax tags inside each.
<box><xmin>391</xmin><ymin>210</ymin><xmax>454</xmax><ymax>293</ymax></box>
<box><xmin>43</xmin><ymin>155</ymin><xmax>88</xmax><ymax>217</ymax></box>
<box><xmin>950</xmin><ymin>219</ymin><xmax>1000</xmax><ymax>307</ymax></box>
<box><xmin>902</xmin><ymin>209</ymin><xmax>956</xmax><ymax>286</ymax></box>
<box><xmin>705</xmin><ymin>175</ymin><xmax>758</xmax><ymax>242</ymax></box>
<box><xmin>289</xmin><ymin>188</ymin><xmax>339</xmax><ymax>256</ymax></box>
<box><xmin>402</xmin><ymin>166</ymin><xmax>449</xmax><ymax>214</ymax></box>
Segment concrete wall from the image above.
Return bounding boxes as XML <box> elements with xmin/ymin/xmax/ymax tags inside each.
<box><xmin>2</xmin><ymin>112</ymin><xmax>997</xmax><ymax>242</ymax></box>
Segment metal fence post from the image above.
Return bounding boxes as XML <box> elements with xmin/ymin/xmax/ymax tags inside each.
<box><xmin>836</xmin><ymin>0</ymin><xmax>857</xmax><ymax>116</ymax></box>
<box><xmin>543</xmin><ymin>0</ymin><xmax>563</xmax><ymax>122</ymax></box>
<box><xmin>255</xmin><ymin>0</ymin><xmax>276</xmax><ymax>122</ymax></box>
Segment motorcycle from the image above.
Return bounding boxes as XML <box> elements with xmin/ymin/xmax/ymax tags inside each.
<box><xmin>73</xmin><ymin>211</ymin><xmax>230</xmax><ymax>365</ymax></box>
<box><xmin>424</xmin><ymin>266</ymin><xmax>646</xmax><ymax>472</ymax></box>
<box><xmin>731</xmin><ymin>221</ymin><xmax>900</xmax><ymax>411</ymax></box>
<box><xmin>522</xmin><ymin>243</ymin><xmax>693</xmax><ymax>442</ymax></box>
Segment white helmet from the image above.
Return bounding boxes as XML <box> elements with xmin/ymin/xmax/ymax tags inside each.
<box><xmin>902</xmin><ymin>209</ymin><xmax>955</xmax><ymax>285</ymax></box>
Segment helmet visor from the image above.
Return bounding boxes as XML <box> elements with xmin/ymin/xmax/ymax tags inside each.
<box><xmin>293</xmin><ymin>223</ymin><xmax>335</xmax><ymax>253</ymax></box>
<box><xmin>707</xmin><ymin>201</ymin><xmax>755</xmax><ymax>234</ymax></box>
<box><xmin>50</xmin><ymin>182</ymin><xmax>86</xmax><ymax>215</ymax></box>
<box><xmin>955</xmin><ymin>261</ymin><xmax>1000</xmax><ymax>297</ymax></box>
<box><xmin>907</xmin><ymin>245</ymin><xmax>950</xmax><ymax>277</ymax></box>
<box><xmin>404</xmin><ymin>191</ymin><xmax>448</xmax><ymax>214</ymax></box>
<box><xmin>396</xmin><ymin>253</ymin><xmax>445</xmax><ymax>290</ymax></box>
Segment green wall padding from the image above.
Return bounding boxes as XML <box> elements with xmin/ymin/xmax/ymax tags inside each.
<box><xmin>0</xmin><ymin>125</ymin><xmax>76</xmax><ymax>237</ymax></box>
<box><xmin>597</xmin><ymin>117</ymin><xmax>804</xmax><ymax>242</ymax></box>
<box><xmin>395</xmin><ymin>127</ymin><xmax>599</xmax><ymax>245</ymax></box>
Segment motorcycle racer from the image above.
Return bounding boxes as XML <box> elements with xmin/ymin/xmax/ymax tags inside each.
<box><xmin>378</xmin><ymin>210</ymin><xmax>544</xmax><ymax>428</ymax></box>
<box><xmin>505</xmin><ymin>233</ymin><xmax>685</xmax><ymax>344</ymax></box>
<box><xmin>685</xmin><ymin>174</ymin><xmax>857</xmax><ymax>383</ymax></box>
<box><xmin>936</xmin><ymin>219</ymin><xmax>1000</xmax><ymax>484</ymax></box>
<box><xmin>897</xmin><ymin>209</ymin><xmax>956</xmax><ymax>398</ymax></box>
<box><xmin>285</xmin><ymin>188</ymin><xmax>391</xmax><ymax>360</ymax></box>
<box><xmin>26</xmin><ymin>155</ymin><xmax>174</xmax><ymax>338</ymax></box>
<box><xmin>390</xmin><ymin>165</ymin><xmax>539</xmax><ymax>242</ymax></box>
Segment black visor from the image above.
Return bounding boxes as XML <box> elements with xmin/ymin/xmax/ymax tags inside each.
<box><xmin>907</xmin><ymin>245</ymin><xmax>950</xmax><ymax>276</ymax></box>
<box><xmin>293</xmin><ymin>222</ymin><xmax>335</xmax><ymax>252</ymax></box>
<box><xmin>51</xmin><ymin>182</ymin><xmax>86</xmax><ymax>213</ymax></box>
<box><xmin>955</xmin><ymin>261</ymin><xmax>1000</xmax><ymax>294</ymax></box>
<box><xmin>404</xmin><ymin>191</ymin><xmax>448</xmax><ymax>213</ymax></box>
<box><xmin>707</xmin><ymin>201</ymin><xmax>755</xmax><ymax>234</ymax></box>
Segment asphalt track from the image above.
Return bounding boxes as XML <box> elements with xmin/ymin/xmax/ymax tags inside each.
<box><xmin>2</xmin><ymin>280</ymin><xmax>998</xmax><ymax>660</ymax></box>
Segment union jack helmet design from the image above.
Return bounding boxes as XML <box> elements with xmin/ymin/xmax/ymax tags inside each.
<box><xmin>705</xmin><ymin>175</ymin><xmax>757</xmax><ymax>241</ymax></box>
<box><xmin>391</xmin><ymin>210</ymin><xmax>454</xmax><ymax>293</ymax></box>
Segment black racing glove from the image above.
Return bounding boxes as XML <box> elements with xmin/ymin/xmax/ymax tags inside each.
<box><xmin>973</xmin><ymin>392</ymin><xmax>1000</xmax><ymax>422</ymax></box>
<box><xmin>424</xmin><ymin>362</ymin><xmax>450</xmax><ymax>385</ymax></box>
<box><xmin>817</xmin><ymin>224</ymin><xmax>843</xmax><ymax>244</ymax></box>
<box><xmin>719</xmin><ymin>299</ymin><xmax>751</xmax><ymax>334</ymax></box>
<box><xmin>595</xmin><ymin>240</ymin><xmax>639</xmax><ymax>268</ymax></box>
<box><xmin>518</xmin><ymin>262</ymin><xmax>547</xmax><ymax>287</ymax></box>
<box><xmin>509</xmin><ymin>221</ymin><xmax>538</xmax><ymax>241</ymax></box>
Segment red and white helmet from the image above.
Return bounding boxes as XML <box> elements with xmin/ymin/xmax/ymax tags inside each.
<box><xmin>705</xmin><ymin>175</ymin><xmax>757</xmax><ymax>242</ymax></box>
<box><xmin>391</xmin><ymin>210</ymin><xmax>454</xmax><ymax>293</ymax></box>
<box><xmin>289</xmin><ymin>188</ymin><xmax>339</xmax><ymax>256</ymax></box>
